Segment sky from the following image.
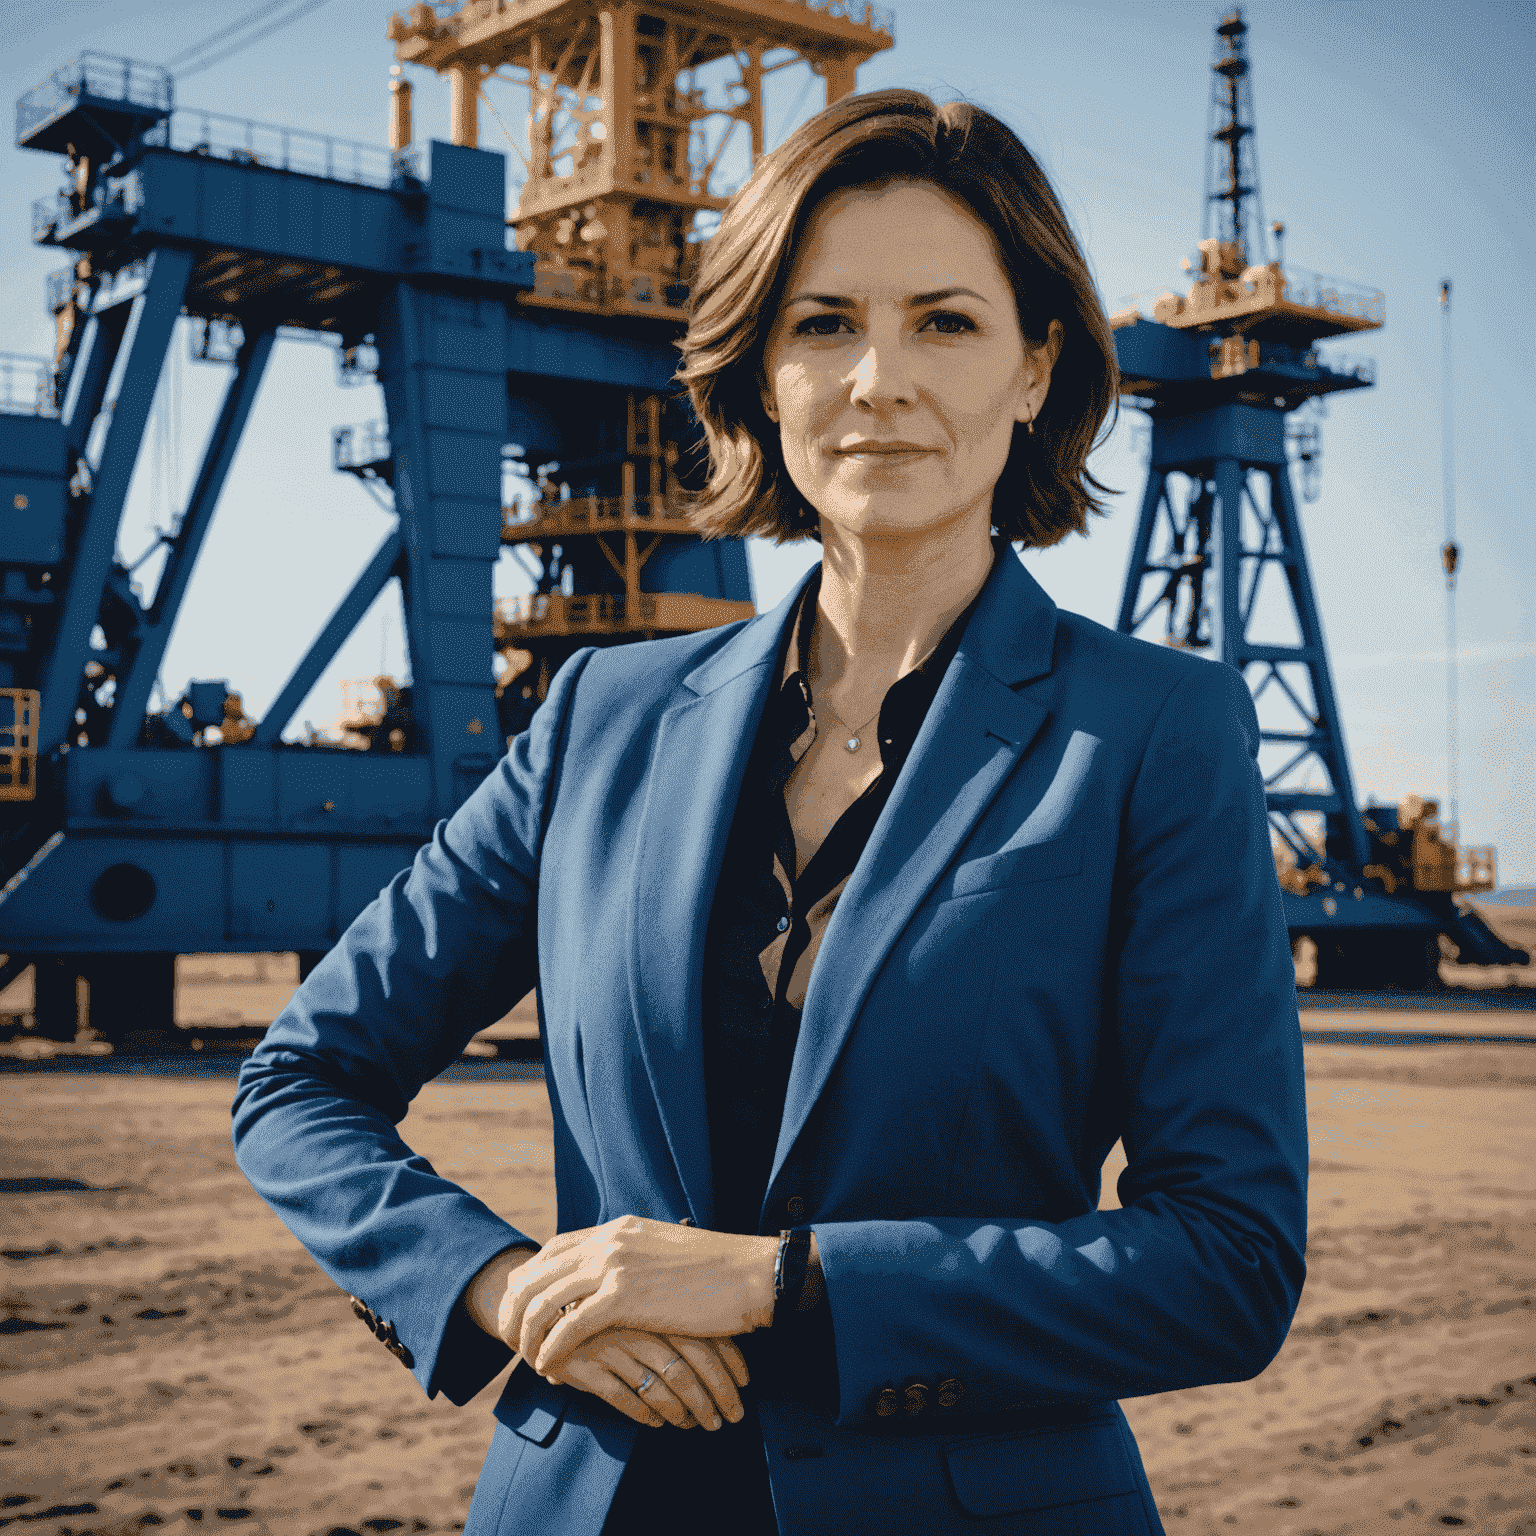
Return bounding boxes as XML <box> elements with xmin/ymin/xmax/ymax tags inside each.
<box><xmin>1</xmin><ymin>0</ymin><xmax>1532</xmax><ymax>883</ymax></box>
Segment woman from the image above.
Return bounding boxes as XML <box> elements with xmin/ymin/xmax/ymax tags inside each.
<box><xmin>232</xmin><ymin>89</ymin><xmax>1307</xmax><ymax>1535</ymax></box>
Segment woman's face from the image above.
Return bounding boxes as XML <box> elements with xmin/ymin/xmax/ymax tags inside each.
<box><xmin>758</xmin><ymin>178</ymin><xmax>1063</xmax><ymax>550</ymax></box>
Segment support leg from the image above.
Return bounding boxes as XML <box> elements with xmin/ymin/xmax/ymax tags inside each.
<box><xmin>1115</xmin><ymin>469</ymin><xmax>1166</xmax><ymax>635</ymax></box>
<box><xmin>33</xmin><ymin>957</ymin><xmax>83</xmax><ymax>1043</ymax></box>
<box><xmin>84</xmin><ymin>952</ymin><xmax>180</xmax><ymax>1054</ymax></box>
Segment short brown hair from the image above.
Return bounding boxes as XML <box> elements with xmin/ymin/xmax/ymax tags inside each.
<box><xmin>673</xmin><ymin>88</ymin><xmax>1120</xmax><ymax>548</ymax></box>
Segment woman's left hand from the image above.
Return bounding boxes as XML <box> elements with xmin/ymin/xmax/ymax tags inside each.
<box><xmin>505</xmin><ymin>1215</ymin><xmax>780</xmax><ymax>1372</ymax></box>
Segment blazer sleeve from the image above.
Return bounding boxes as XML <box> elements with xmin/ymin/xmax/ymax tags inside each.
<box><xmin>811</xmin><ymin>660</ymin><xmax>1309</xmax><ymax>1425</ymax></box>
<box><xmin>230</xmin><ymin>647</ymin><xmax>596</xmax><ymax>1408</ymax></box>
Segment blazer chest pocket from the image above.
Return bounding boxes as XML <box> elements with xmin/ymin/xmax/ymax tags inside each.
<box><xmin>941</xmin><ymin>832</ymin><xmax>1084</xmax><ymax>902</ymax></box>
<box><xmin>944</xmin><ymin>1415</ymin><xmax>1143</xmax><ymax>1523</ymax></box>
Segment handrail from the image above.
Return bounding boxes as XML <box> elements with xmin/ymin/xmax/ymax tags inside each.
<box><xmin>0</xmin><ymin>354</ymin><xmax>58</xmax><ymax>418</ymax></box>
<box><xmin>141</xmin><ymin>107</ymin><xmax>397</xmax><ymax>188</ymax></box>
<box><xmin>417</xmin><ymin>0</ymin><xmax>894</xmax><ymax>34</ymax></box>
<box><xmin>16</xmin><ymin>52</ymin><xmax>173</xmax><ymax>145</ymax></box>
<box><xmin>1113</xmin><ymin>264</ymin><xmax>1385</xmax><ymax>326</ymax></box>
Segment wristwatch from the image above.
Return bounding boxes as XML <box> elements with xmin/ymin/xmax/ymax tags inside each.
<box><xmin>772</xmin><ymin>1227</ymin><xmax>813</xmax><ymax>1327</ymax></box>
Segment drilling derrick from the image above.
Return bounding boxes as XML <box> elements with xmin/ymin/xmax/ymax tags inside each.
<box><xmin>1108</xmin><ymin>8</ymin><xmax>1525</xmax><ymax>989</ymax></box>
<box><xmin>388</xmin><ymin>0</ymin><xmax>894</xmax><ymax>725</ymax></box>
<box><xmin>0</xmin><ymin>5</ymin><xmax>895</xmax><ymax>1049</ymax></box>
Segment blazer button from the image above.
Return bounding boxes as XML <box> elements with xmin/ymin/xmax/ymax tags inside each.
<box><xmin>937</xmin><ymin>1377</ymin><xmax>965</xmax><ymax>1409</ymax></box>
<box><xmin>874</xmin><ymin>1386</ymin><xmax>900</xmax><ymax>1418</ymax></box>
<box><xmin>349</xmin><ymin>1296</ymin><xmax>375</xmax><ymax>1327</ymax></box>
<box><xmin>903</xmin><ymin>1383</ymin><xmax>930</xmax><ymax>1417</ymax></box>
<box><xmin>786</xmin><ymin>1195</ymin><xmax>807</xmax><ymax>1221</ymax></box>
<box><xmin>390</xmin><ymin>1338</ymin><xmax>416</xmax><ymax>1368</ymax></box>
<box><xmin>374</xmin><ymin>1318</ymin><xmax>392</xmax><ymax>1342</ymax></box>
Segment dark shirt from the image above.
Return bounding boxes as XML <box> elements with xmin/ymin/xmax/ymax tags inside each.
<box><xmin>603</xmin><ymin>548</ymin><xmax>996</xmax><ymax>1532</ymax></box>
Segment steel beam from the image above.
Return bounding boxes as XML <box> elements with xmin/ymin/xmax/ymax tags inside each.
<box><xmin>38</xmin><ymin>247</ymin><xmax>194</xmax><ymax>751</ymax></box>
<box><xmin>1266</xmin><ymin>462</ymin><xmax>1369</xmax><ymax>866</ymax></box>
<box><xmin>1115</xmin><ymin>467</ymin><xmax>1166</xmax><ymax>635</ymax></box>
<box><xmin>63</xmin><ymin>299</ymin><xmax>132</xmax><ymax>464</ymax></box>
<box><xmin>252</xmin><ymin>526</ymin><xmax>403</xmax><ymax>748</ymax></box>
<box><xmin>107</xmin><ymin>328</ymin><xmax>275</xmax><ymax>749</ymax></box>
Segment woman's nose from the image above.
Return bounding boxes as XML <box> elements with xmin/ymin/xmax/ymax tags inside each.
<box><xmin>846</xmin><ymin>337</ymin><xmax>915</xmax><ymax>408</ymax></box>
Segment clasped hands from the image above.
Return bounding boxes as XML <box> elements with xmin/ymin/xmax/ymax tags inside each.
<box><xmin>483</xmin><ymin>1216</ymin><xmax>781</xmax><ymax>1433</ymax></box>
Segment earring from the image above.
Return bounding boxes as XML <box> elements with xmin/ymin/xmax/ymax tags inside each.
<box><xmin>1025</xmin><ymin>411</ymin><xmax>1035</xmax><ymax>436</ymax></box>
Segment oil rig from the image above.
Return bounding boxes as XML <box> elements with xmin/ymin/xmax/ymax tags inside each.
<box><xmin>0</xmin><ymin>3</ymin><xmax>1520</xmax><ymax>1045</ymax></box>
<box><xmin>1108</xmin><ymin>8</ymin><xmax>1525</xmax><ymax>987</ymax></box>
<box><xmin>0</xmin><ymin>1</ymin><xmax>893</xmax><ymax>1048</ymax></box>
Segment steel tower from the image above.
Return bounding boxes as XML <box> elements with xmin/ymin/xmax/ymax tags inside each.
<box><xmin>0</xmin><ymin>3</ymin><xmax>895</xmax><ymax>1046</ymax></box>
<box><xmin>1108</xmin><ymin>9</ymin><xmax>1523</xmax><ymax>988</ymax></box>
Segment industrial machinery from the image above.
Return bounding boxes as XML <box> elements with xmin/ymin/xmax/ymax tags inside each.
<box><xmin>0</xmin><ymin>1</ymin><xmax>893</xmax><ymax>1047</ymax></box>
<box><xmin>1108</xmin><ymin>8</ymin><xmax>1525</xmax><ymax>988</ymax></box>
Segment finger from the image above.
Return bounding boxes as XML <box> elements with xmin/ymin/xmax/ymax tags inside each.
<box><xmin>623</xmin><ymin>1335</ymin><xmax>724</xmax><ymax>1430</ymax></box>
<box><xmin>505</xmin><ymin>1253</ymin><xmax>592</xmax><ymax>1357</ymax></box>
<box><xmin>713</xmin><ymin>1334</ymin><xmax>752</xmax><ymax>1389</ymax></box>
<box><xmin>592</xmin><ymin>1338</ymin><xmax>698</xmax><ymax>1430</ymax></box>
<box><xmin>533</xmin><ymin>1278</ymin><xmax>618</xmax><ymax>1372</ymax></box>
<box><xmin>561</xmin><ymin>1356</ymin><xmax>667</xmax><ymax>1430</ymax></box>
<box><xmin>517</xmin><ymin>1271</ymin><xmax>604</xmax><ymax>1364</ymax></box>
<box><xmin>663</xmin><ymin>1335</ymin><xmax>742</xmax><ymax>1424</ymax></box>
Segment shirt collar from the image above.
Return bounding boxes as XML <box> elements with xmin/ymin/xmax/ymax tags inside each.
<box><xmin>773</xmin><ymin>541</ymin><xmax>1001</xmax><ymax>761</ymax></box>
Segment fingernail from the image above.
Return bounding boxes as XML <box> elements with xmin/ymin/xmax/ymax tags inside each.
<box><xmin>710</xmin><ymin>1415</ymin><xmax>722</xmax><ymax>1430</ymax></box>
<box><xmin>729</xmin><ymin>1408</ymin><xmax>743</xmax><ymax>1423</ymax></box>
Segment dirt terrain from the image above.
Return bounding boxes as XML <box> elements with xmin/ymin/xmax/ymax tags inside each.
<box><xmin>0</xmin><ymin>983</ymin><xmax>1531</xmax><ymax>1533</ymax></box>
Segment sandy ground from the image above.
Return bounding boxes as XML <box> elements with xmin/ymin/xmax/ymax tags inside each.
<box><xmin>1</xmin><ymin>1011</ymin><xmax>1531</xmax><ymax>1536</ymax></box>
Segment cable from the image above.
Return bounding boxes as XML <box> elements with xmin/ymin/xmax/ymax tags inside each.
<box><xmin>163</xmin><ymin>0</ymin><xmax>302</xmax><ymax>68</ymax></box>
<box><xmin>172</xmin><ymin>0</ymin><xmax>332</xmax><ymax>79</ymax></box>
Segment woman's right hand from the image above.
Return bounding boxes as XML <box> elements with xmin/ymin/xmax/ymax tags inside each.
<box><xmin>465</xmin><ymin>1243</ymin><xmax>748</xmax><ymax>1429</ymax></box>
<box><xmin>542</xmin><ymin>1327</ymin><xmax>750</xmax><ymax>1431</ymax></box>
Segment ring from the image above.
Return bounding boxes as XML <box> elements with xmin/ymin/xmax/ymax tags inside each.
<box><xmin>660</xmin><ymin>1355</ymin><xmax>683</xmax><ymax>1374</ymax></box>
<box><xmin>636</xmin><ymin>1371</ymin><xmax>656</xmax><ymax>1394</ymax></box>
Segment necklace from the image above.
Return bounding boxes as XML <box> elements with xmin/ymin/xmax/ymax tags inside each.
<box><xmin>816</xmin><ymin>695</ymin><xmax>882</xmax><ymax>753</ymax></box>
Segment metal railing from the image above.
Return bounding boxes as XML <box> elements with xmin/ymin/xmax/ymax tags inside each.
<box><xmin>1279</xmin><ymin>266</ymin><xmax>1385</xmax><ymax>326</ymax></box>
<box><xmin>503</xmin><ymin>492</ymin><xmax>688</xmax><ymax>531</ymax></box>
<box><xmin>1112</xmin><ymin>266</ymin><xmax>1384</xmax><ymax>327</ymax></box>
<box><xmin>416</xmin><ymin>0</ymin><xmax>892</xmax><ymax>35</ymax></box>
<box><xmin>141</xmin><ymin>108</ymin><xmax>397</xmax><ymax>188</ymax></box>
<box><xmin>333</xmin><ymin>420</ymin><xmax>392</xmax><ymax>474</ymax></box>
<box><xmin>1313</xmin><ymin>351</ymin><xmax>1376</xmax><ymax>385</ymax></box>
<box><xmin>16</xmin><ymin>52</ymin><xmax>173</xmax><ymax>145</ymax></box>
<box><xmin>31</xmin><ymin>179</ymin><xmax>137</xmax><ymax>244</ymax></box>
<box><xmin>497</xmin><ymin>591</ymin><xmax>632</xmax><ymax>628</ymax></box>
<box><xmin>0</xmin><ymin>355</ymin><xmax>58</xmax><ymax>418</ymax></box>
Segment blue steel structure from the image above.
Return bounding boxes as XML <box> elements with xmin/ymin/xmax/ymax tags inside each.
<box><xmin>1109</xmin><ymin>9</ymin><xmax>1523</xmax><ymax>987</ymax></box>
<box><xmin>0</xmin><ymin>51</ymin><xmax>760</xmax><ymax>1044</ymax></box>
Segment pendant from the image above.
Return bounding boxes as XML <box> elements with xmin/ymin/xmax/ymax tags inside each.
<box><xmin>845</xmin><ymin>736</ymin><xmax>860</xmax><ymax>752</ymax></box>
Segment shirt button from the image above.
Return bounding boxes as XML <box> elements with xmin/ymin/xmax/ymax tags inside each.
<box><xmin>777</xmin><ymin>915</ymin><xmax>789</xmax><ymax>932</ymax></box>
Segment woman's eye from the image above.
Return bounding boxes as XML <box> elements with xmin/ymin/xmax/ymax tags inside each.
<box><xmin>790</xmin><ymin>311</ymin><xmax>976</xmax><ymax>337</ymax></box>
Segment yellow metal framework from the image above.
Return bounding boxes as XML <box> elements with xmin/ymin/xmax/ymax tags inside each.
<box><xmin>389</xmin><ymin>0</ymin><xmax>893</xmax><ymax>320</ymax></box>
<box><xmin>497</xmin><ymin>389</ymin><xmax>754</xmax><ymax>661</ymax></box>
<box><xmin>0</xmin><ymin>688</ymin><xmax>40</xmax><ymax>801</ymax></box>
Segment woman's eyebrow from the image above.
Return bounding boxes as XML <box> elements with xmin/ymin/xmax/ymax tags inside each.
<box><xmin>785</xmin><ymin>286</ymin><xmax>991</xmax><ymax>309</ymax></box>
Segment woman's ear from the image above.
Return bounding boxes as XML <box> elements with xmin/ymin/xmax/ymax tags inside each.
<box><xmin>1019</xmin><ymin>318</ymin><xmax>1065</xmax><ymax>425</ymax></box>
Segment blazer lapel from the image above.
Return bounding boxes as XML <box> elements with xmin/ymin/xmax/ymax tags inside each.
<box><xmin>627</xmin><ymin>563</ymin><xmax>820</xmax><ymax>1228</ymax></box>
<box><xmin>768</xmin><ymin>546</ymin><xmax>1059</xmax><ymax>1190</ymax></box>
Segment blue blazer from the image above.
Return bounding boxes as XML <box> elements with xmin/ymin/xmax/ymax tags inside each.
<box><xmin>232</xmin><ymin>544</ymin><xmax>1308</xmax><ymax>1536</ymax></box>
